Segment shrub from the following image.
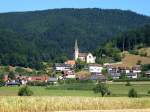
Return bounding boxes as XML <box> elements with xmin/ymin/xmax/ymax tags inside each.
<box><xmin>93</xmin><ymin>83</ymin><xmax>110</xmax><ymax>97</ymax></box>
<box><xmin>129</xmin><ymin>50</ymin><xmax>139</xmax><ymax>55</ymax></box>
<box><xmin>18</xmin><ymin>86</ymin><xmax>33</xmax><ymax>96</ymax></box>
<box><xmin>125</xmin><ymin>81</ymin><xmax>131</xmax><ymax>86</ymax></box>
<box><xmin>136</xmin><ymin>60</ymin><xmax>142</xmax><ymax>65</ymax></box>
<box><xmin>8</xmin><ymin>71</ymin><xmax>15</xmax><ymax>79</ymax></box>
<box><xmin>0</xmin><ymin>79</ymin><xmax>5</xmax><ymax>87</ymax></box>
<box><xmin>147</xmin><ymin>91</ymin><xmax>150</xmax><ymax>96</ymax></box>
<box><xmin>58</xmin><ymin>79</ymin><xmax>65</xmax><ymax>85</ymax></box>
<box><xmin>128</xmin><ymin>88</ymin><xmax>137</xmax><ymax>98</ymax></box>
<box><xmin>140</xmin><ymin>52</ymin><xmax>147</xmax><ymax>57</ymax></box>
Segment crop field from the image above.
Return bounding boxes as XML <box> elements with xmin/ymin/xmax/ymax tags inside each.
<box><xmin>0</xmin><ymin>96</ymin><xmax>150</xmax><ymax>112</ymax></box>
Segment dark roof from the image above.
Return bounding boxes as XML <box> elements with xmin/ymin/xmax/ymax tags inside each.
<box><xmin>78</xmin><ymin>53</ymin><xmax>88</xmax><ymax>57</ymax></box>
<box><xmin>54</xmin><ymin>63</ymin><xmax>71</xmax><ymax>67</ymax></box>
<box><xmin>88</xmin><ymin>64</ymin><xmax>102</xmax><ymax>67</ymax></box>
<box><xmin>48</xmin><ymin>77</ymin><xmax>58</xmax><ymax>82</ymax></box>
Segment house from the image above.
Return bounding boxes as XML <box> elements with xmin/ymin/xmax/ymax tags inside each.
<box><xmin>126</xmin><ymin>73</ymin><xmax>138</xmax><ymax>79</ymax></box>
<box><xmin>88</xmin><ymin>64</ymin><xmax>103</xmax><ymax>75</ymax></box>
<box><xmin>53</xmin><ymin>63</ymin><xmax>72</xmax><ymax>71</ymax></box>
<box><xmin>107</xmin><ymin>66</ymin><xmax>139</xmax><ymax>79</ymax></box>
<box><xmin>145</xmin><ymin>70</ymin><xmax>150</xmax><ymax>77</ymax></box>
<box><xmin>28</xmin><ymin>75</ymin><xmax>48</xmax><ymax>82</ymax></box>
<box><xmin>107</xmin><ymin>67</ymin><xmax>121</xmax><ymax>79</ymax></box>
<box><xmin>63</xmin><ymin>70</ymin><xmax>76</xmax><ymax>78</ymax></box>
<box><xmin>74</xmin><ymin>40</ymin><xmax>96</xmax><ymax>63</ymax></box>
<box><xmin>48</xmin><ymin>77</ymin><xmax>58</xmax><ymax>84</ymax></box>
<box><xmin>132</xmin><ymin>65</ymin><xmax>141</xmax><ymax>74</ymax></box>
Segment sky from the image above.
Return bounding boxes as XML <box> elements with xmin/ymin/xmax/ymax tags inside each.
<box><xmin>0</xmin><ymin>0</ymin><xmax>150</xmax><ymax>16</ymax></box>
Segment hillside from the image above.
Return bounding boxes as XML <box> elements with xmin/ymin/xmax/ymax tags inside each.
<box><xmin>95</xmin><ymin>25</ymin><xmax>150</xmax><ymax>65</ymax></box>
<box><xmin>0</xmin><ymin>8</ymin><xmax>150</xmax><ymax>69</ymax></box>
<box><xmin>122</xmin><ymin>52</ymin><xmax>150</xmax><ymax>67</ymax></box>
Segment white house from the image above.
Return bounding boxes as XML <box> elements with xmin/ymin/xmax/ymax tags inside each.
<box><xmin>54</xmin><ymin>63</ymin><xmax>72</xmax><ymax>71</ymax></box>
<box><xmin>63</xmin><ymin>70</ymin><xmax>76</xmax><ymax>79</ymax></box>
<box><xmin>88</xmin><ymin>64</ymin><xmax>103</xmax><ymax>74</ymax></box>
<box><xmin>74</xmin><ymin>40</ymin><xmax>96</xmax><ymax>63</ymax></box>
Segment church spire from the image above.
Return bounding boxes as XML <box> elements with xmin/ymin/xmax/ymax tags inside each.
<box><xmin>75</xmin><ymin>40</ymin><xmax>78</xmax><ymax>51</ymax></box>
<box><xmin>75</xmin><ymin>40</ymin><xmax>79</xmax><ymax>60</ymax></box>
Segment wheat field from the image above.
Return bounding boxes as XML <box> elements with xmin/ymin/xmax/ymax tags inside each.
<box><xmin>0</xmin><ymin>96</ymin><xmax>150</xmax><ymax>112</ymax></box>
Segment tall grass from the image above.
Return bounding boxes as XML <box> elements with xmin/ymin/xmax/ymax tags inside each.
<box><xmin>0</xmin><ymin>97</ymin><xmax>150</xmax><ymax>112</ymax></box>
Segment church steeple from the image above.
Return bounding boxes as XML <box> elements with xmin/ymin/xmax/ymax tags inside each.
<box><xmin>75</xmin><ymin>40</ymin><xmax>79</xmax><ymax>60</ymax></box>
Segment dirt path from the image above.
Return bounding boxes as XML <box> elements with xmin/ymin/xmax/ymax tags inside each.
<box><xmin>59</xmin><ymin>109</ymin><xmax>150</xmax><ymax>112</ymax></box>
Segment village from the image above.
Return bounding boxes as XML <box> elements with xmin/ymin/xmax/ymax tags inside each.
<box><xmin>2</xmin><ymin>40</ymin><xmax>150</xmax><ymax>87</ymax></box>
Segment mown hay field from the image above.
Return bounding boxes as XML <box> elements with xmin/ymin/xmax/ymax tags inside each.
<box><xmin>0</xmin><ymin>96</ymin><xmax>150</xmax><ymax>112</ymax></box>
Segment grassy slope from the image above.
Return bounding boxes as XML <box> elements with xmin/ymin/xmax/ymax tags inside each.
<box><xmin>114</xmin><ymin>49</ymin><xmax>150</xmax><ymax>68</ymax></box>
<box><xmin>139</xmin><ymin>47</ymin><xmax>150</xmax><ymax>57</ymax></box>
<box><xmin>122</xmin><ymin>54</ymin><xmax>150</xmax><ymax>67</ymax></box>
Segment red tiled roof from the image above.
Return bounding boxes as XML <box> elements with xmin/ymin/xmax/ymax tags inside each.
<box><xmin>28</xmin><ymin>75</ymin><xmax>48</xmax><ymax>81</ymax></box>
<box><xmin>65</xmin><ymin>60</ymin><xmax>76</xmax><ymax>65</ymax></box>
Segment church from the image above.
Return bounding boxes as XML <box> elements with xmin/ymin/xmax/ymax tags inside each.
<box><xmin>74</xmin><ymin>40</ymin><xmax>96</xmax><ymax>63</ymax></box>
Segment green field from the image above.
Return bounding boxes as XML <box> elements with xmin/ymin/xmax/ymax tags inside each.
<box><xmin>1</xmin><ymin>82</ymin><xmax>150</xmax><ymax>97</ymax></box>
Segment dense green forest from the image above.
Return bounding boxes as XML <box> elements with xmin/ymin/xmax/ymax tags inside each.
<box><xmin>113</xmin><ymin>25</ymin><xmax>150</xmax><ymax>51</ymax></box>
<box><xmin>0</xmin><ymin>8</ymin><xmax>150</xmax><ymax>69</ymax></box>
<box><xmin>95</xmin><ymin>25</ymin><xmax>150</xmax><ymax>64</ymax></box>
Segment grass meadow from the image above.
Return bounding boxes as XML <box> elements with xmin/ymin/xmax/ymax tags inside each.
<box><xmin>0</xmin><ymin>82</ymin><xmax>150</xmax><ymax>96</ymax></box>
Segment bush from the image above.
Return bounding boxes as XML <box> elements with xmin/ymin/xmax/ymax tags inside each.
<box><xmin>136</xmin><ymin>60</ymin><xmax>142</xmax><ymax>65</ymax></box>
<box><xmin>18</xmin><ymin>86</ymin><xmax>33</xmax><ymax>96</ymax></box>
<box><xmin>125</xmin><ymin>81</ymin><xmax>131</xmax><ymax>86</ymax></box>
<box><xmin>147</xmin><ymin>91</ymin><xmax>150</xmax><ymax>96</ymax></box>
<box><xmin>128</xmin><ymin>88</ymin><xmax>137</xmax><ymax>98</ymax></box>
<box><xmin>129</xmin><ymin>50</ymin><xmax>139</xmax><ymax>55</ymax></box>
<box><xmin>0</xmin><ymin>80</ymin><xmax>5</xmax><ymax>87</ymax></box>
<box><xmin>93</xmin><ymin>83</ymin><xmax>110</xmax><ymax>97</ymax></box>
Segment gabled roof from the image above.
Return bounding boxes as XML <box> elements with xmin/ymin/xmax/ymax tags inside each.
<box><xmin>48</xmin><ymin>77</ymin><xmax>58</xmax><ymax>82</ymax></box>
<box><xmin>78</xmin><ymin>53</ymin><xmax>88</xmax><ymax>57</ymax></box>
<box><xmin>65</xmin><ymin>60</ymin><xmax>76</xmax><ymax>65</ymax></box>
<box><xmin>54</xmin><ymin>63</ymin><xmax>71</xmax><ymax>67</ymax></box>
<box><xmin>88</xmin><ymin>64</ymin><xmax>102</xmax><ymax>67</ymax></box>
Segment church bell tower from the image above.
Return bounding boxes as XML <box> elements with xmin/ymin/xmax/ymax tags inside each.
<box><xmin>75</xmin><ymin>40</ymin><xmax>79</xmax><ymax>60</ymax></box>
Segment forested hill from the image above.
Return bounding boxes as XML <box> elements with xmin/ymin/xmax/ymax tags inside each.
<box><xmin>0</xmin><ymin>8</ymin><xmax>150</xmax><ymax>69</ymax></box>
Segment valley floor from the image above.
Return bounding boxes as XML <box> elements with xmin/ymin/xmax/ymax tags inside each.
<box><xmin>1</xmin><ymin>82</ymin><xmax>150</xmax><ymax>97</ymax></box>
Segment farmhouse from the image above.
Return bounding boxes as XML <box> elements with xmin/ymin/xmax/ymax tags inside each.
<box><xmin>74</xmin><ymin>40</ymin><xmax>96</xmax><ymax>63</ymax></box>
